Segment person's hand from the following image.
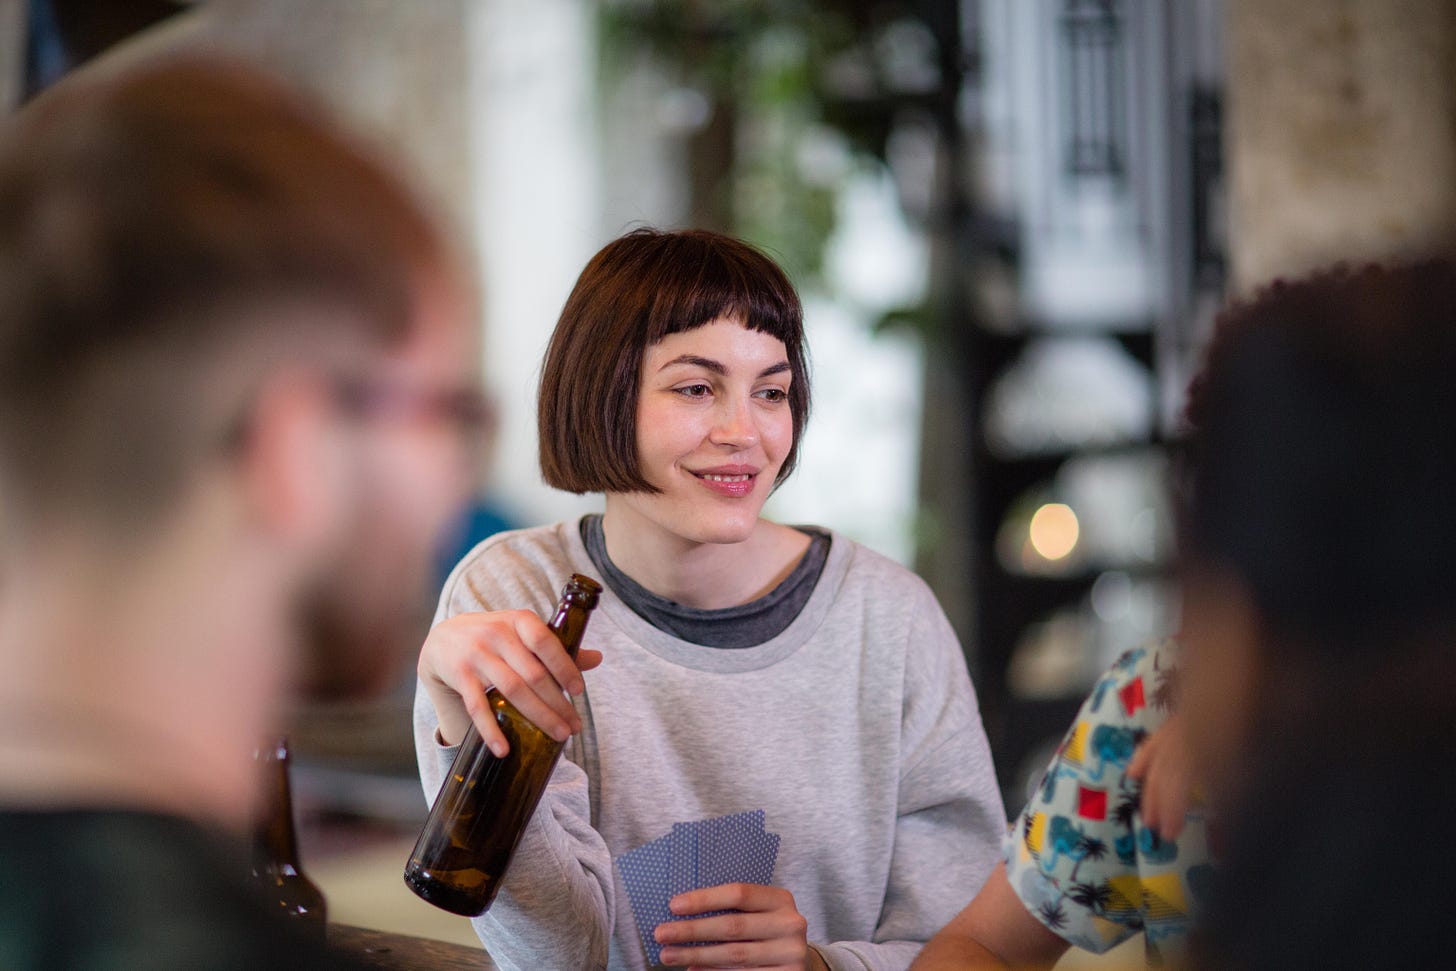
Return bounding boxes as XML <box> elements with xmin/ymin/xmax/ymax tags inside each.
<box><xmin>1127</xmin><ymin>712</ymin><xmax>1195</xmax><ymax>840</ymax></box>
<box><xmin>417</xmin><ymin>610</ymin><xmax>604</xmax><ymax>755</ymax></box>
<box><xmin>654</xmin><ymin>883</ymin><xmax>823</xmax><ymax>970</ymax></box>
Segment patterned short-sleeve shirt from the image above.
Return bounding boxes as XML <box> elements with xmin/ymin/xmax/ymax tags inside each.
<box><xmin>1004</xmin><ymin>640</ymin><xmax>1215</xmax><ymax>966</ymax></box>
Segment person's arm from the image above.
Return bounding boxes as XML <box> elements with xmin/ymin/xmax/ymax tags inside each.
<box><xmin>908</xmin><ymin>863</ymin><xmax>1069</xmax><ymax>970</ymax></box>
<box><xmin>951</xmin><ymin>641</ymin><xmax>1185</xmax><ymax>968</ymax></box>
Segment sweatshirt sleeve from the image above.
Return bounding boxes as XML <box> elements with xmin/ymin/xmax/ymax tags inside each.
<box><xmin>411</xmin><ymin>551</ymin><xmax>615</xmax><ymax>971</ymax></box>
<box><xmin>814</xmin><ymin>578</ymin><xmax>1006</xmax><ymax>971</ymax></box>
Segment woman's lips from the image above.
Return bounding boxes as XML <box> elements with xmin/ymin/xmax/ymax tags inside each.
<box><xmin>692</xmin><ymin>470</ymin><xmax>756</xmax><ymax>497</ymax></box>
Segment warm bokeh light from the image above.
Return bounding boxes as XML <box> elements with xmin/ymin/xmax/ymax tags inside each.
<box><xmin>1029</xmin><ymin>502</ymin><xmax>1080</xmax><ymax>561</ymax></box>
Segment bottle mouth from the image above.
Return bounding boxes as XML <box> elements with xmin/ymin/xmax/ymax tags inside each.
<box><xmin>563</xmin><ymin>573</ymin><xmax>603</xmax><ymax>605</ymax></box>
<box><xmin>567</xmin><ymin>573</ymin><xmax>603</xmax><ymax>593</ymax></box>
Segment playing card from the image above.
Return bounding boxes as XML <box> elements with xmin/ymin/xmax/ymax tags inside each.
<box><xmin>615</xmin><ymin>832</ymin><xmax>676</xmax><ymax>965</ymax></box>
<box><xmin>698</xmin><ymin>809</ymin><xmax>771</xmax><ymax>887</ymax></box>
<box><xmin>741</xmin><ymin>829</ymin><xmax>780</xmax><ymax>885</ymax></box>
<box><xmin>667</xmin><ymin>821</ymin><xmax>700</xmax><ymax>897</ymax></box>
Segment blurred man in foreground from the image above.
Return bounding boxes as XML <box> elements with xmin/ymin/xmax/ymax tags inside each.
<box><xmin>0</xmin><ymin>57</ymin><xmax>480</xmax><ymax>967</ymax></box>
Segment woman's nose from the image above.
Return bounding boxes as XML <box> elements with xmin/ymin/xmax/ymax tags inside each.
<box><xmin>709</xmin><ymin>397</ymin><xmax>759</xmax><ymax>448</ymax></box>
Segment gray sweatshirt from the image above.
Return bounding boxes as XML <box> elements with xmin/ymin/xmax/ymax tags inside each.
<box><xmin>414</xmin><ymin>519</ymin><xmax>1005</xmax><ymax>971</ymax></box>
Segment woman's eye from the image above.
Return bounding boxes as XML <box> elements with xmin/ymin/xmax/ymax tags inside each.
<box><xmin>756</xmin><ymin>388</ymin><xmax>788</xmax><ymax>402</ymax></box>
<box><xmin>676</xmin><ymin>384</ymin><xmax>712</xmax><ymax>398</ymax></box>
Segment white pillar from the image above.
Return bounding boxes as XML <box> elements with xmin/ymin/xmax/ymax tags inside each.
<box><xmin>467</xmin><ymin>0</ymin><xmax>604</xmax><ymax>527</ymax></box>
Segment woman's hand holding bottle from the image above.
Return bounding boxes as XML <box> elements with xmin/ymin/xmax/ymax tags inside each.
<box><xmin>418</xmin><ymin>609</ymin><xmax>605</xmax><ymax>754</ymax></box>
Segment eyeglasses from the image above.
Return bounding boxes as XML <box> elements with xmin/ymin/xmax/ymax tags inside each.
<box><xmin>332</xmin><ymin>378</ymin><xmax>494</xmax><ymax>436</ymax></box>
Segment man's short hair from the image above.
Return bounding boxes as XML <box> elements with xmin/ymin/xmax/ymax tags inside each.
<box><xmin>538</xmin><ymin>228</ymin><xmax>810</xmax><ymax>494</ymax></box>
<box><xmin>0</xmin><ymin>56</ymin><xmax>448</xmax><ymax>534</ymax></box>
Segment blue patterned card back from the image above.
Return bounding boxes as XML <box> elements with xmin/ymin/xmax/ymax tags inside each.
<box><xmin>615</xmin><ymin>811</ymin><xmax>781</xmax><ymax>966</ymax></box>
<box><xmin>615</xmin><ymin>833</ymin><xmax>675</xmax><ymax>966</ymax></box>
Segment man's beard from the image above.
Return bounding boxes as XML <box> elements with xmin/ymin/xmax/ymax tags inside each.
<box><xmin>291</xmin><ymin>542</ymin><xmax>434</xmax><ymax>703</ymax></box>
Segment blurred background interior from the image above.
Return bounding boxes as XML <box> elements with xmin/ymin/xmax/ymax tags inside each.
<box><xmin>5</xmin><ymin>0</ymin><xmax>1452</xmax><ymax>956</ymax></box>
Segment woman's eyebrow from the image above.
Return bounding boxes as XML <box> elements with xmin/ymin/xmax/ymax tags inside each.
<box><xmin>658</xmin><ymin>354</ymin><xmax>725</xmax><ymax>374</ymax></box>
<box><xmin>657</xmin><ymin>355</ymin><xmax>792</xmax><ymax>378</ymax></box>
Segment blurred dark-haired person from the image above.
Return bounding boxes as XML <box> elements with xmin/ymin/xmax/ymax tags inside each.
<box><xmin>0</xmin><ymin>58</ymin><xmax>481</xmax><ymax>968</ymax></box>
<box><xmin>414</xmin><ymin>227</ymin><xmax>1005</xmax><ymax>971</ymax></box>
<box><xmin>1172</xmin><ymin>259</ymin><xmax>1456</xmax><ymax>970</ymax></box>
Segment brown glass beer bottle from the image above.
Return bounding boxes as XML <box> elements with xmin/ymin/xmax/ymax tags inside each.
<box><xmin>250</xmin><ymin>736</ymin><xmax>327</xmax><ymax>938</ymax></box>
<box><xmin>404</xmin><ymin>573</ymin><xmax>602</xmax><ymax>917</ymax></box>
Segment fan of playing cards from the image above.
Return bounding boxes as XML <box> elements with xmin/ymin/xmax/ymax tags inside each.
<box><xmin>614</xmin><ymin>809</ymin><xmax>781</xmax><ymax>966</ymax></box>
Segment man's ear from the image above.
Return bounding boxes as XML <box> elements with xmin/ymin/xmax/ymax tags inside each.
<box><xmin>235</xmin><ymin>369</ymin><xmax>350</xmax><ymax>554</ymax></box>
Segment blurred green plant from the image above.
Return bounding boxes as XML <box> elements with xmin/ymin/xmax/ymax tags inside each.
<box><xmin>598</xmin><ymin>0</ymin><xmax>954</xmax><ymax>289</ymax></box>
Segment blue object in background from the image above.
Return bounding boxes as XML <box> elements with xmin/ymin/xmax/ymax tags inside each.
<box><xmin>432</xmin><ymin>498</ymin><xmax>517</xmax><ymax>588</ymax></box>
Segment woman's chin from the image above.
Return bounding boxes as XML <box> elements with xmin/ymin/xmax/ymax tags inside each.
<box><xmin>690</xmin><ymin>513</ymin><xmax>763</xmax><ymax>546</ymax></box>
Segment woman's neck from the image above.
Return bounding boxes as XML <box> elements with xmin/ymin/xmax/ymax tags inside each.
<box><xmin>598</xmin><ymin>506</ymin><xmax>810</xmax><ymax>609</ymax></box>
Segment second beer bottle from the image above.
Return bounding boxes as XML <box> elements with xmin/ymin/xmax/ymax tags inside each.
<box><xmin>250</xmin><ymin>736</ymin><xmax>327</xmax><ymax>938</ymax></box>
<box><xmin>403</xmin><ymin>573</ymin><xmax>602</xmax><ymax>917</ymax></box>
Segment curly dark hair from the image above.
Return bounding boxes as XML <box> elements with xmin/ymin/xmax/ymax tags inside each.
<box><xmin>1176</xmin><ymin>259</ymin><xmax>1456</xmax><ymax>653</ymax></box>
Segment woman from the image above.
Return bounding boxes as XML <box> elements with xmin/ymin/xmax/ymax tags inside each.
<box><xmin>414</xmin><ymin>229</ymin><xmax>1004</xmax><ymax>971</ymax></box>
<box><xmin>1172</xmin><ymin>259</ymin><xmax>1456</xmax><ymax>968</ymax></box>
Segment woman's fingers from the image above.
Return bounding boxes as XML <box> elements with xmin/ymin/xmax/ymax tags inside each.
<box><xmin>418</xmin><ymin>609</ymin><xmax>596</xmax><ymax>755</ymax></box>
<box><xmin>656</xmin><ymin>884</ymin><xmax>809</xmax><ymax>969</ymax></box>
<box><xmin>512</xmin><ymin>611</ymin><xmax>589</xmax><ymax>698</ymax></box>
<box><xmin>455</xmin><ymin>675</ymin><xmax>507</xmax><ymax>754</ymax></box>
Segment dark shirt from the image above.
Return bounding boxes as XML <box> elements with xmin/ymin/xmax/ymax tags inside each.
<box><xmin>579</xmin><ymin>514</ymin><xmax>831</xmax><ymax>648</ymax></box>
<box><xmin>0</xmin><ymin>809</ymin><xmax>367</xmax><ymax>970</ymax></box>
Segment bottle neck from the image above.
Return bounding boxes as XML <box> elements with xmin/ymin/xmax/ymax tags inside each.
<box><xmin>254</xmin><ymin>738</ymin><xmax>301</xmax><ymax>869</ymax></box>
<box><xmin>549</xmin><ymin>599</ymin><xmax>593</xmax><ymax>660</ymax></box>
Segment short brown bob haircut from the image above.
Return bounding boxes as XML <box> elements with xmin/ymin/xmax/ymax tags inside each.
<box><xmin>539</xmin><ymin>228</ymin><xmax>810</xmax><ymax>494</ymax></box>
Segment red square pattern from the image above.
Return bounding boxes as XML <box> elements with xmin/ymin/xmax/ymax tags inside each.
<box><xmin>1119</xmin><ymin>677</ymin><xmax>1146</xmax><ymax>717</ymax></box>
<box><xmin>1078</xmin><ymin>785</ymin><xmax>1108</xmax><ymax>820</ymax></box>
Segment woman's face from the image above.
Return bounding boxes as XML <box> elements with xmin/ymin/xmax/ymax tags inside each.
<box><xmin>611</xmin><ymin>316</ymin><xmax>795</xmax><ymax>547</ymax></box>
<box><xmin>1177</xmin><ymin>559</ymin><xmax>1264</xmax><ymax>806</ymax></box>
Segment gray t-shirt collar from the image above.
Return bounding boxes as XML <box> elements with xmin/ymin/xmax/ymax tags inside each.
<box><xmin>579</xmin><ymin>514</ymin><xmax>830</xmax><ymax>649</ymax></box>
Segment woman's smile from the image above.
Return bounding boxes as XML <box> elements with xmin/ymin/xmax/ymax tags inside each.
<box><xmin>688</xmin><ymin>463</ymin><xmax>759</xmax><ymax>497</ymax></box>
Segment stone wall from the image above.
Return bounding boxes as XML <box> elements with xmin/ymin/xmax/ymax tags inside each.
<box><xmin>1227</xmin><ymin>0</ymin><xmax>1456</xmax><ymax>289</ymax></box>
